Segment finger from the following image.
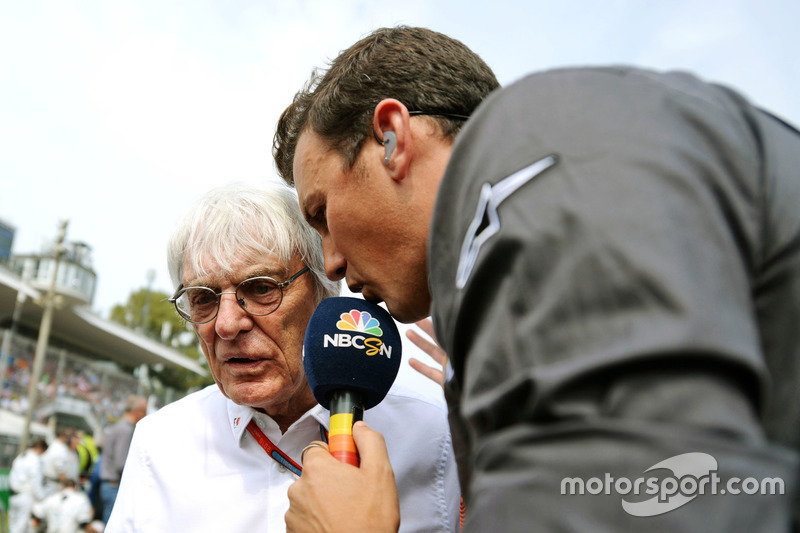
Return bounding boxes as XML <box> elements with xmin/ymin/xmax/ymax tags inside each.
<box><xmin>300</xmin><ymin>441</ymin><xmax>329</xmax><ymax>466</ymax></box>
<box><xmin>409</xmin><ymin>358</ymin><xmax>445</xmax><ymax>387</ymax></box>
<box><xmin>406</xmin><ymin>329</ymin><xmax>447</xmax><ymax>365</ymax></box>
<box><xmin>414</xmin><ymin>318</ymin><xmax>438</xmax><ymax>343</ymax></box>
<box><xmin>286</xmin><ymin>480</ymin><xmax>316</xmax><ymax>533</ymax></box>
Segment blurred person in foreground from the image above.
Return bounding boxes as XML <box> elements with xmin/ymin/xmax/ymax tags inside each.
<box><xmin>98</xmin><ymin>395</ymin><xmax>147</xmax><ymax>524</ymax></box>
<box><xmin>104</xmin><ymin>182</ymin><xmax>459</xmax><ymax>532</ymax></box>
<box><xmin>8</xmin><ymin>438</ymin><xmax>48</xmax><ymax>533</ymax></box>
<box><xmin>274</xmin><ymin>25</ymin><xmax>800</xmax><ymax>532</ymax></box>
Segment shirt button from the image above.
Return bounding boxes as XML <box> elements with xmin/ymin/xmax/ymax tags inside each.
<box><xmin>277</xmin><ymin>464</ymin><xmax>287</xmax><ymax>473</ymax></box>
<box><xmin>257</xmin><ymin>420</ymin><xmax>265</xmax><ymax>429</ymax></box>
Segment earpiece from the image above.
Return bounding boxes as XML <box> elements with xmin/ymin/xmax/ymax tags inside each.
<box><xmin>382</xmin><ymin>131</ymin><xmax>396</xmax><ymax>165</ymax></box>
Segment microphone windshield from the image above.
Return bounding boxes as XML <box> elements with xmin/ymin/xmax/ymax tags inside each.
<box><xmin>304</xmin><ymin>297</ymin><xmax>402</xmax><ymax>410</ymax></box>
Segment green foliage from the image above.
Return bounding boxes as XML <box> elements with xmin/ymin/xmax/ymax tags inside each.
<box><xmin>109</xmin><ymin>288</ymin><xmax>214</xmax><ymax>393</ymax></box>
<box><xmin>110</xmin><ymin>288</ymin><xmax>183</xmax><ymax>340</ymax></box>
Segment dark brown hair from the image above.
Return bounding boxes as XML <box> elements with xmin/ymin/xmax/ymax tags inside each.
<box><xmin>274</xmin><ymin>26</ymin><xmax>499</xmax><ymax>184</ymax></box>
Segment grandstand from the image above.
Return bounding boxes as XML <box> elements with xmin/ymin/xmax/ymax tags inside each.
<box><xmin>0</xmin><ymin>264</ymin><xmax>207</xmax><ymax>466</ymax></box>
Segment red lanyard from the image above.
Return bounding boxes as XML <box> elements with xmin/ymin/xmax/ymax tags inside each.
<box><xmin>245</xmin><ymin>419</ymin><xmax>328</xmax><ymax>477</ymax></box>
<box><xmin>247</xmin><ymin>419</ymin><xmax>467</xmax><ymax>528</ymax></box>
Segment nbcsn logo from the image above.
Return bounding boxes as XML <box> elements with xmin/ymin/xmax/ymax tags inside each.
<box><xmin>322</xmin><ymin>310</ymin><xmax>393</xmax><ymax>358</ymax></box>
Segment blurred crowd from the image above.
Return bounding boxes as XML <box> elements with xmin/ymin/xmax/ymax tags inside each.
<box><xmin>0</xmin><ymin>334</ymin><xmax>139</xmax><ymax>426</ymax></box>
<box><xmin>9</xmin><ymin>427</ymin><xmax>106</xmax><ymax>533</ymax></box>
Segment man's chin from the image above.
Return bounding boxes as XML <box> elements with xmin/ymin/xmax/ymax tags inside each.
<box><xmin>363</xmin><ymin>288</ymin><xmax>430</xmax><ymax>323</ymax></box>
<box><xmin>383</xmin><ymin>299</ymin><xmax>429</xmax><ymax>324</ymax></box>
<box><xmin>224</xmin><ymin>381</ymin><xmax>279</xmax><ymax>407</ymax></box>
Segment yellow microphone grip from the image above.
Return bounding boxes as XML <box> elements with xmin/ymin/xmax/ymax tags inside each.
<box><xmin>329</xmin><ymin>412</ymin><xmax>359</xmax><ymax>466</ymax></box>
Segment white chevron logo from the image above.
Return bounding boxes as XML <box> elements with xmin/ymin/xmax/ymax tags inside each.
<box><xmin>455</xmin><ymin>154</ymin><xmax>558</xmax><ymax>289</ymax></box>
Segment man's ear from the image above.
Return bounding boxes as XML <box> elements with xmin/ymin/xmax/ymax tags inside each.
<box><xmin>373</xmin><ymin>98</ymin><xmax>412</xmax><ymax>181</ymax></box>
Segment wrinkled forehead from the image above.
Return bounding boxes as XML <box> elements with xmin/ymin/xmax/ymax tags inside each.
<box><xmin>181</xmin><ymin>244</ymin><xmax>294</xmax><ymax>287</ymax></box>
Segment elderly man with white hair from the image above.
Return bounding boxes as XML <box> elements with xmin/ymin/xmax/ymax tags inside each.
<box><xmin>105</xmin><ymin>182</ymin><xmax>459</xmax><ymax>532</ymax></box>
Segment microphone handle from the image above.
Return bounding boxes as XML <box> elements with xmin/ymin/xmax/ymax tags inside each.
<box><xmin>328</xmin><ymin>389</ymin><xmax>364</xmax><ymax>466</ymax></box>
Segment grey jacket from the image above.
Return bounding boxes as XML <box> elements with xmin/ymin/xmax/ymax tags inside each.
<box><xmin>430</xmin><ymin>66</ymin><xmax>800</xmax><ymax>531</ymax></box>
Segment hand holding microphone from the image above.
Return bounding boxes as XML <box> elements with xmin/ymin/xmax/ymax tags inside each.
<box><xmin>303</xmin><ymin>297</ymin><xmax>402</xmax><ymax>466</ymax></box>
<box><xmin>286</xmin><ymin>297</ymin><xmax>403</xmax><ymax>533</ymax></box>
<box><xmin>288</xmin><ymin>421</ymin><xmax>401</xmax><ymax>533</ymax></box>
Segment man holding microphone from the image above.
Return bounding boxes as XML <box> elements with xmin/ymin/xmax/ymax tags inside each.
<box><xmin>276</xmin><ymin>26</ymin><xmax>800</xmax><ymax>532</ymax></box>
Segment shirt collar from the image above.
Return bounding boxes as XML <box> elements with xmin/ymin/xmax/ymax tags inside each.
<box><xmin>226</xmin><ymin>400</ymin><xmax>329</xmax><ymax>447</ymax></box>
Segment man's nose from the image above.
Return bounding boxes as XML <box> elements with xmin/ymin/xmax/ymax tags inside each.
<box><xmin>322</xmin><ymin>236</ymin><xmax>347</xmax><ymax>282</ymax></box>
<box><xmin>214</xmin><ymin>292</ymin><xmax>251</xmax><ymax>339</ymax></box>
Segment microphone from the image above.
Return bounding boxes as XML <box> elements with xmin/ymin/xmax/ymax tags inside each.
<box><xmin>304</xmin><ymin>297</ymin><xmax>402</xmax><ymax>466</ymax></box>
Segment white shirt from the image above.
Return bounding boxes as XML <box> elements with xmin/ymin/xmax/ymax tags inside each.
<box><xmin>42</xmin><ymin>439</ymin><xmax>81</xmax><ymax>485</ymax></box>
<box><xmin>9</xmin><ymin>449</ymin><xmax>45</xmax><ymax>500</ymax></box>
<box><xmin>106</xmin><ymin>384</ymin><xmax>459</xmax><ymax>532</ymax></box>
<box><xmin>9</xmin><ymin>449</ymin><xmax>46</xmax><ymax>533</ymax></box>
<box><xmin>40</xmin><ymin>440</ymin><xmax>79</xmax><ymax>495</ymax></box>
<box><xmin>32</xmin><ymin>487</ymin><xmax>93</xmax><ymax>533</ymax></box>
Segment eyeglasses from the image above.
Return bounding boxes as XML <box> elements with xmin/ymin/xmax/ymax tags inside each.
<box><xmin>372</xmin><ymin>110</ymin><xmax>470</xmax><ymax>145</ymax></box>
<box><xmin>407</xmin><ymin>110</ymin><xmax>470</xmax><ymax>120</ymax></box>
<box><xmin>169</xmin><ymin>266</ymin><xmax>310</xmax><ymax>324</ymax></box>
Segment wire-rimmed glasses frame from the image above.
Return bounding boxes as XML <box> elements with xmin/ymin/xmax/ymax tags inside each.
<box><xmin>169</xmin><ymin>266</ymin><xmax>311</xmax><ymax>324</ymax></box>
<box><xmin>372</xmin><ymin>110</ymin><xmax>470</xmax><ymax>145</ymax></box>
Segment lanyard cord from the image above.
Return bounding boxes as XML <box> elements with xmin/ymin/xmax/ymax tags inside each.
<box><xmin>247</xmin><ymin>419</ymin><xmax>466</xmax><ymax>529</ymax></box>
<box><xmin>245</xmin><ymin>419</ymin><xmax>328</xmax><ymax>477</ymax></box>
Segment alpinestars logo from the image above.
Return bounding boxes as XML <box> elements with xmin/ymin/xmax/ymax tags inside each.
<box><xmin>456</xmin><ymin>154</ymin><xmax>558</xmax><ymax>289</ymax></box>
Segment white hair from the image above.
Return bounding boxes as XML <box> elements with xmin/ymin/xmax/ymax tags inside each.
<box><xmin>167</xmin><ymin>181</ymin><xmax>340</xmax><ymax>302</ymax></box>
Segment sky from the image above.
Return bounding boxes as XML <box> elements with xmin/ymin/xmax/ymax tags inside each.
<box><xmin>1</xmin><ymin>0</ymin><xmax>798</xmax><ymax>320</ymax></box>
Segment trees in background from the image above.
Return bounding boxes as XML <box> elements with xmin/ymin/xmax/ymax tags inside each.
<box><xmin>110</xmin><ymin>288</ymin><xmax>213</xmax><ymax>393</ymax></box>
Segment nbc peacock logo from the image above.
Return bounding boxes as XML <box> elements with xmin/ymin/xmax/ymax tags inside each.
<box><xmin>336</xmin><ymin>310</ymin><xmax>383</xmax><ymax>336</ymax></box>
<box><xmin>323</xmin><ymin>309</ymin><xmax>391</xmax><ymax>358</ymax></box>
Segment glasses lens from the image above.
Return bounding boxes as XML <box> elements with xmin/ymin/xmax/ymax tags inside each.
<box><xmin>177</xmin><ymin>287</ymin><xmax>218</xmax><ymax>323</ymax></box>
<box><xmin>237</xmin><ymin>277</ymin><xmax>282</xmax><ymax>315</ymax></box>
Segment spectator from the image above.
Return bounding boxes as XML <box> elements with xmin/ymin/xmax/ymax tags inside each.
<box><xmin>8</xmin><ymin>438</ymin><xmax>48</xmax><ymax>533</ymax></box>
<box><xmin>41</xmin><ymin>428</ymin><xmax>80</xmax><ymax>497</ymax></box>
<box><xmin>32</xmin><ymin>478</ymin><xmax>94</xmax><ymax>533</ymax></box>
<box><xmin>87</xmin><ymin>446</ymin><xmax>103</xmax><ymax>522</ymax></box>
<box><xmin>75</xmin><ymin>432</ymin><xmax>100</xmax><ymax>482</ymax></box>
<box><xmin>98</xmin><ymin>395</ymin><xmax>147</xmax><ymax>524</ymax></box>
